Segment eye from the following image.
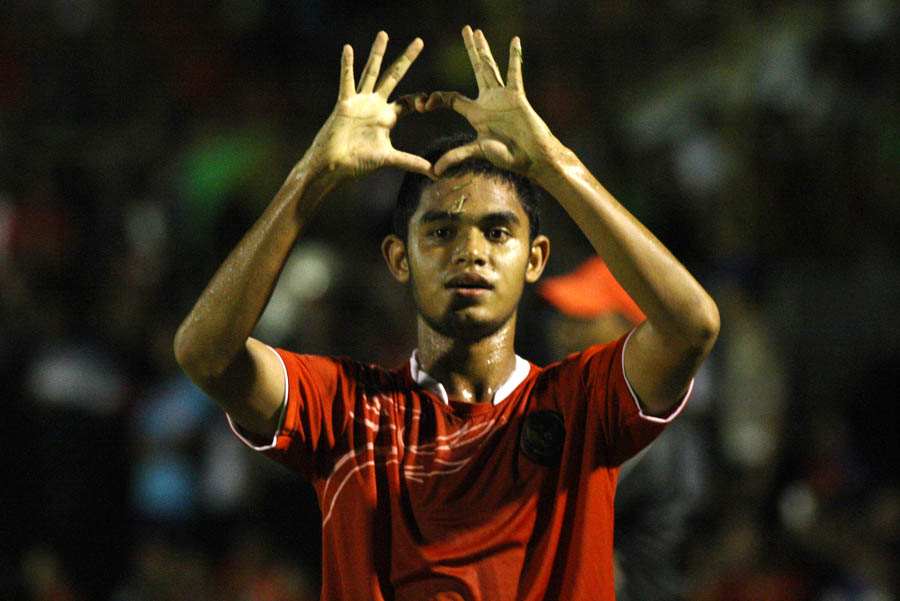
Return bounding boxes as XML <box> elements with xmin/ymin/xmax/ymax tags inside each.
<box><xmin>431</xmin><ymin>227</ymin><xmax>452</xmax><ymax>239</ymax></box>
<box><xmin>487</xmin><ymin>228</ymin><xmax>510</xmax><ymax>241</ymax></box>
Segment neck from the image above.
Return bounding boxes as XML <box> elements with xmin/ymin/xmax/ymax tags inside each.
<box><xmin>415</xmin><ymin>313</ymin><xmax>518</xmax><ymax>404</ymax></box>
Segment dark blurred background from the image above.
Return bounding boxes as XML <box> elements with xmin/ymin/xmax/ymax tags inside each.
<box><xmin>1</xmin><ymin>1</ymin><xmax>898</xmax><ymax>600</ymax></box>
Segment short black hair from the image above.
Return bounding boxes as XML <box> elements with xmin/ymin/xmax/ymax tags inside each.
<box><xmin>393</xmin><ymin>132</ymin><xmax>542</xmax><ymax>242</ymax></box>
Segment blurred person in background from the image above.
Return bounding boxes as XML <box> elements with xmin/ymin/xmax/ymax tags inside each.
<box><xmin>537</xmin><ymin>256</ymin><xmax>707</xmax><ymax>601</ymax></box>
<box><xmin>174</xmin><ymin>26</ymin><xmax>719</xmax><ymax>601</ymax></box>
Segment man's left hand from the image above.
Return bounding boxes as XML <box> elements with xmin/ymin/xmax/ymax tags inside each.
<box><xmin>424</xmin><ymin>25</ymin><xmax>565</xmax><ymax>179</ymax></box>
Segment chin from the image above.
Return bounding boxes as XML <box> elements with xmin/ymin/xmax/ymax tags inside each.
<box><xmin>425</xmin><ymin>309</ymin><xmax>512</xmax><ymax>342</ymax></box>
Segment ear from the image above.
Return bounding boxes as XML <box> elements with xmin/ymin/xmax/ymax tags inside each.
<box><xmin>381</xmin><ymin>234</ymin><xmax>410</xmax><ymax>283</ymax></box>
<box><xmin>525</xmin><ymin>235</ymin><xmax>550</xmax><ymax>283</ymax></box>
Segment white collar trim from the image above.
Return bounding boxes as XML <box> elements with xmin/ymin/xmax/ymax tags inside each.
<box><xmin>409</xmin><ymin>350</ymin><xmax>531</xmax><ymax>406</ymax></box>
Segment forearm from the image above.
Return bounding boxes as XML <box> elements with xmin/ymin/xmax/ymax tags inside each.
<box><xmin>534</xmin><ymin>148</ymin><xmax>719</xmax><ymax>348</ymax></box>
<box><xmin>174</xmin><ymin>157</ymin><xmax>335</xmax><ymax>379</ymax></box>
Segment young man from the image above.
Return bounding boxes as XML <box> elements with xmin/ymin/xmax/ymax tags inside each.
<box><xmin>174</xmin><ymin>26</ymin><xmax>719</xmax><ymax>601</ymax></box>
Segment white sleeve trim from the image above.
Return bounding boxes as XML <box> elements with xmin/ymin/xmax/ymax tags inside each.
<box><xmin>621</xmin><ymin>329</ymin><xmax>691</xmax><ymax>424</ymax></box>
<box><xmin>226</xmin><ymin>345</ymin><xmax>289</xmax><ymax>451</ymax></box>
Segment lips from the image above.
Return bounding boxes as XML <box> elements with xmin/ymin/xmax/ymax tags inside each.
<box><xmin>445</xmin><ymin>272</ymin><xmax>493</xmax><ymax>290</ymax></box>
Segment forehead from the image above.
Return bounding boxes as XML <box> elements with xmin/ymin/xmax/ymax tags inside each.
<box><xmin>413</xmin><ymin>174</ymin><xmax>526</xmax><ymax>221</ymax></box>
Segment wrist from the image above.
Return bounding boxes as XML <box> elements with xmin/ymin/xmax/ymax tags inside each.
<box><xmin>290</xmin><ymin>151</ymin><xmax>348</xmax><ymax>193</ymax></box>
<box><xmin>528</xmin><ymin>139</ymin><xmax>577</xmax><ymax>186</ymax></box>
<box><xmin>268</xmin><ymin>156</ymin><xmax>340</xmax><ymax>224</ymax></box>
<box><xmin>296</xmin><ymin>119</ymin><xmax>358</xmax><ymax>188</ymax></box>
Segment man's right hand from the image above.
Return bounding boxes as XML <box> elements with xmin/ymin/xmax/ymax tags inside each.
<box><xmin>304</xmin><ymin>31</ymin><xmax>433</xmax><ymax>184</ymax></box>
<box><xmin>175</xmin><ymin>32</ymin><xmax>433</xmax><ymax>441</ymax></box>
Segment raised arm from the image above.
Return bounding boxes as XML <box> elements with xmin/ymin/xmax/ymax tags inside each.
<box><xmin>425</xmin><ymin>26</ymin><xmax>719</xmax><ymax>415</ymax></box>
<box><xmin>174</xmin><ymin>32</ymin><xmax>430</xmax><ymax>438</ymax></box>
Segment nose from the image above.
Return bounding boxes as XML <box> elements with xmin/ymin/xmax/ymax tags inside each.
<box><xmin>453</xmin><ymin>227</ymin><xmax>487</xmax><ymax>266</ymax></box>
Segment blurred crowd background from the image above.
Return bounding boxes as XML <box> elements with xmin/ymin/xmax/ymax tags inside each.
<box><xmin>1</xmin><ymin>1</ymin><xmax>898</xmax><ymax>600</ymax></box>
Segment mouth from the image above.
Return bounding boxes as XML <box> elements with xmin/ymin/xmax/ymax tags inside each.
<box><xmin>445</xmin><ymin>273</ymin><xmax>493</xmax><ymax>297</ymax></box>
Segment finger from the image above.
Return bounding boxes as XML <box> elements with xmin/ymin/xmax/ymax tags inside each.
<box><xmin>507</xmin><ymin>36</ymin><xmax>524</xmax><ymax>90</ymax></box>
<box><xmin>339</xmin><ymin>44</ymin><xmax>355</xmax><ymax>100</ymax></box>
<box><xmin>473</xmin><ymin>29</ymin><xmax>504</xmax><ymax>87</ymax></box>
<box><xmin>424</xmin><ymin>91</ymin><xmax>475</xmax><ymax>118</ymax></box>
<box><xmin>461</xmin><ymin>25</ymin><xmax>487</xmax><ymax>90</ymax></box>
<box><xmin>393</xmin><ymin>92</ymin><xmax>428</xmax><ymax>117</ymax></box>
<box><xmin>434</xmin><ymin>141</ymin><xmax>482</xmax><ymax>176</ymax></box>
<box><xmin>358</xmin><ymin>31</ymin><xmax>388</xmax><ymax>94</ymax></box>
<box><xmin>389</xmin><ymin>150</ymin><xmax>434</xmax><ymax>178</ymax></box>
<box><xmin>376</xmin><ymin>37</ymin><xmax>424</xmax><ymax>98</ymax></box>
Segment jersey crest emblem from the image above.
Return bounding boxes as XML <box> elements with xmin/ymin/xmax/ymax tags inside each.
<box><xmin>519</xmin><ymin>410</ymin><xmax>565</xmax><ymax>466</ymax></box>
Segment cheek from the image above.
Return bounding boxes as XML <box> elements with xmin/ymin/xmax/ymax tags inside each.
<box><xmin>407</xmin><ymin>247</ymin><xmax>440</xmax><ymax>282</ymax></box>
<box><xmin>498</xmin><ymin>244</ymin><xmax>532</xmax><ymax>276</ymax></box>
<box><xmin>407</xmin><ymin>250</ymin><xmax>444</xmax><ymax>301</ymax></box>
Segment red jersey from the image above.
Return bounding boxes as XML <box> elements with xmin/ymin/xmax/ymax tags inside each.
<box><xmin>229</xmin><ymin>332</ymin><xmax>687</xmax><ymax>601</ymax></box>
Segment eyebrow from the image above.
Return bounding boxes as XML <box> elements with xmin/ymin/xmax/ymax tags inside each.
<box><xmin>419</xmin><ymin>210</ymin><xmax>522</xmax><ymax>226</ymax></box>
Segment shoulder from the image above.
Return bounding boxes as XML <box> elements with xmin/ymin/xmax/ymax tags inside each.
<box><xmin>535</xmin><ymin>334</ymin><xmax>627</xmax><ymax>384</ymax></box>
<box><xmin>274</xmin><ymin>348</ymin><xmax>413</xmax><ymax>394</ymax></box>
<box><xmin>536</xmin><ymin>334</ymin><xmax>632</xmax><ymax>398</ymax></box>
<box><xmin>514</xmin><ymin>337</ymin><xmax>625</xmax><ymax>413</ymax></box>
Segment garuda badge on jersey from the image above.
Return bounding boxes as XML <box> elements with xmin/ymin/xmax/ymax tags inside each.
<box><xmin>519</xmin><ymin>410</ymin><xmax>566</xmax><ymax>467</ymax></box>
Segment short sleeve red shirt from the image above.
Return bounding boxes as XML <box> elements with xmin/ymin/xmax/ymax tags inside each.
<box><xmin>229</xmin><ymin>332</ymin><xmax>687</xmax><ymax>601</ymax></box>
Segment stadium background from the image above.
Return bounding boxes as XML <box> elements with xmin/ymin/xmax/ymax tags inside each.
<box><xmin>1</xmin><ymin>1</ymin><xmax>897</xmax><ymax>599</ymax></box>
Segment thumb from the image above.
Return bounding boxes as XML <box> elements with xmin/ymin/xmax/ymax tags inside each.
<box><xmin>433</xmin><ymin>141</ymin><xmax>482</xmax><ymax>176</ymax></box>
<box><xmin>388</xmin><ymin>150</ymin><xmax>435</xmax><ymax>179</ymax></box>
